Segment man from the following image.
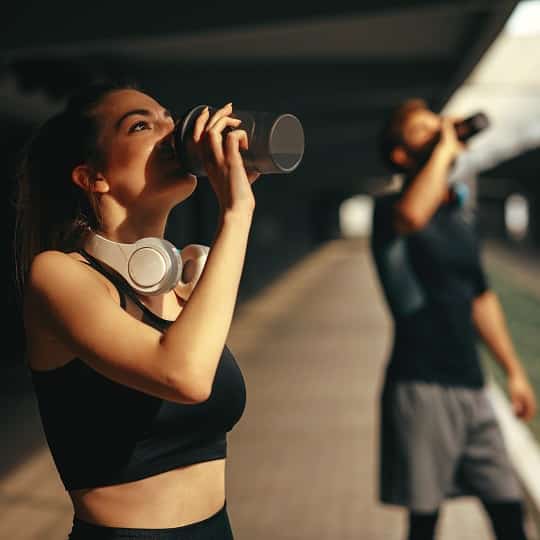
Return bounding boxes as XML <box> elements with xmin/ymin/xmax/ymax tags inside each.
<box><xmin>370</xmin><ymin>98</ymin><xmax>537</xmax><ymax>540</ymax></box>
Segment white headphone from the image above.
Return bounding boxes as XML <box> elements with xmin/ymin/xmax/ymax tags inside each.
<box><xmin>84</xmin><ymin>232</ymin><xmax>209</xmax><ymax>300</ymax></box>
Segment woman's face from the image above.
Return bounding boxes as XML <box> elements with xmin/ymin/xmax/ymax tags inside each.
<box><xmin>92</xmin><ymin>89</ymin><xmax>197</xmax><ymax>206</ymax></box>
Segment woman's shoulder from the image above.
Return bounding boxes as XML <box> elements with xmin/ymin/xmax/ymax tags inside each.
<box><xmin>24</xmin><ymin>250</ymin><xmax>120</xmax><ymax>371</ymax></box>
<box><xmin>29</xmin><ymin>249</ymin><xmax>83</xmax><ymax>276</ymax></box>
<box><xmin>24</xmin><ymin>251</ymin><xmax>87</xmax><ymax>371</ymax></box>
<box><xmin>26</xmin><ymin>249</ymin><xmax>115</xmax><ymax>308</ymax></box>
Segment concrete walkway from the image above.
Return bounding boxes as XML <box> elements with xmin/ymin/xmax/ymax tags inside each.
<box><xmin>1</xmin><ymin>239</ymin><xmax>499</xmax><ymax>539</ymax></box>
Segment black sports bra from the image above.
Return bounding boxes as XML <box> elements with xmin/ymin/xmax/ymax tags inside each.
<box><xmin>30</xmin><ymin>250</ymin><xmax>246</xmax><ymax>491</ymax></box>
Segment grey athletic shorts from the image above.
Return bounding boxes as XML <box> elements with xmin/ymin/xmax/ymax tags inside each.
<box><xmin>379</xmin><ymin>380</ymin><xmax>523</xmax><ymax>512</ymax></box>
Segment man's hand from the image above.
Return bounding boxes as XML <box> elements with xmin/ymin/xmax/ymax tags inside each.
<box><xmin>508</xmin><ymin>371</ymin><xmax>537</xmax><ymax>421</ymax></box>
<box><xmin>436</xmin><ymin>116</ymin><xmax>467</xmax><ymax>163</ymax></box>
<box><xmin>472</xmin><ymin>290</ymin><xmax>537</xmax><ymax>422</ymax></box>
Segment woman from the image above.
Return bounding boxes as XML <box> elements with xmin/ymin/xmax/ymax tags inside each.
<box><xmin>13</xmin><ymin>81</ymin><xmax>260</xmax><ymax>539</ymax></box>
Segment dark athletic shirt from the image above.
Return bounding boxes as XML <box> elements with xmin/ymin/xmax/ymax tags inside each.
<box><xmin>30</xmin><ymin>251</ymin><xmax>246</xmax><ymax>491</ymax></box>
<box><xmin>370</xmin><ymin>191</ymin><xmax>489</xmax><ymax>388</ymax></box>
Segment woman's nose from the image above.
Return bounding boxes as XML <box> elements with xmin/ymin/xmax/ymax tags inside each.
<box><xmin>160</xmin><ymin>116</ymin><xmax>175</xmax><ymax>135</ymax></box>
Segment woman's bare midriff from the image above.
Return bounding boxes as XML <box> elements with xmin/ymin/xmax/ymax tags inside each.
<box><xmin>69</xmin><ymin>459</ymin><xmax>226</xmax><ymax>528</ymax></box>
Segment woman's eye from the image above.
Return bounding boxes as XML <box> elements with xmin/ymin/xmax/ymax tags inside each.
<box><xmin>129</xmin><ymin>121</ymin><xmax>150</xmax><ymax>133</ymax></box>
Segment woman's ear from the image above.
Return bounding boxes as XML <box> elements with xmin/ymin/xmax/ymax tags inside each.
<box><xmin>72</xmin><ymin>165</ymin><xmax>110</xmax><ymax>193</ymax></box>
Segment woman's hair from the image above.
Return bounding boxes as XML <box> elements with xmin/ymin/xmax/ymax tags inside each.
<box><xmin>13</xmin><ymin>80</ymin><xmax>138</xmax><ymax>300</ymax></box>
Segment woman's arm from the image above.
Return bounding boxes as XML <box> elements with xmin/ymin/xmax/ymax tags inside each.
<box><xmin>472</xmin><ymin>290</ymin><xmax>537</xmax><ymax>421</ymax></box>
<box><xmin>159</xmin><ymin>207</ymin><xmax>253</xmax><ymax>398</ymax></box>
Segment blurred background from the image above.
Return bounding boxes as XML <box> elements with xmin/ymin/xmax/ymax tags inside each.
<box><xmin>2</xmin><ymin>1</ymin><xmax>539</xmax><ymax>539</ymax></box>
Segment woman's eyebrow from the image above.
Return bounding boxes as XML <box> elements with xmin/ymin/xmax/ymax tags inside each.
<box><xmin>115</xmin><ymin>109</ymin><xmax>151</xmax><ymax>130</ymax></box>
<box><xmin>115</xmin><ymin>108</ymin><xmax>173</xmax><ymax>130</ymax></box>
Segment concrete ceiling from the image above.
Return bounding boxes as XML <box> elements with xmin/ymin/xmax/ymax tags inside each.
<box><xmin>1</xmin><ymin>0</ymin><xmax>520</xmax><ymax>190</ymax></box>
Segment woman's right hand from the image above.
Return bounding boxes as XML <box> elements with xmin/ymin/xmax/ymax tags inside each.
<box><xmin>191</xmin><ymin>103</ymin><xmax>255</xmax><ymax>214</ymax></box>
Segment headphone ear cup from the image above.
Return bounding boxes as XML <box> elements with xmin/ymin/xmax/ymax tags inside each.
<box><xmin>128</xmin><ymin>238</ymin><xmax>183</xmax><ymax>295</ymax></box>
<box><xmin>174</xmin><ymin>244</ymin><xmax>210</xmax><ymax>301</ymax></box>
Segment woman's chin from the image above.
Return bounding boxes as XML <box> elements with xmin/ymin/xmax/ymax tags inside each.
<box><xmin>155</xmin><ymin>168</ymin><xmax>198</xmax><ymax>202</ymax></box>
<box><xmin>170</xmin><ymin>173</ymin><xmax>198</xmax><ymax>200</ymax></box>
<box><xmin>185</xmin><ymin>173</ymin><xmax>198</xmax><ymax>190</ymax></box>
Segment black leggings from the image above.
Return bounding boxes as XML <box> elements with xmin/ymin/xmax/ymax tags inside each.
<box><xmin>407</xmin><ymin>501</ymin><xmax>528</xmax><ymax>540</ymax></box>
<box><xmin>67</xmin><ymin>504</ymin><xmax>233</xmax><ymax>540</ymax></box>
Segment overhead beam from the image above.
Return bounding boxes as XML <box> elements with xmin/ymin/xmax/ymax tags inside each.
<box><xmin>1</xmin><ymin>1</ymin><xmax>496</xmax><ymax>55</ymax></box>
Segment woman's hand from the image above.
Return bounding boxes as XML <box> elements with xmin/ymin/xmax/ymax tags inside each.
<box><xmin>191</xmin><ymin>103</ymin><xmax>256</xmax><ymax>214</ymax></box>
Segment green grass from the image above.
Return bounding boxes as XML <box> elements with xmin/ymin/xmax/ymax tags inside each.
<box><xmin>480</xmin><ymin>265</ymin><xmax>540</xmax><ymax>443</ymax></box>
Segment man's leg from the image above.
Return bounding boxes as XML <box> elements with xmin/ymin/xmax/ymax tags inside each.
<box><xmin>458</xmin><ymin>389</ymin><xmax>528</xmax><ymax>539</ymax></box>
<box><xmin>481</xmin><ymin>500</ymin><xmax>528</xmax><ymax>540</ymax></box>
<box><xmin>407</xmin><ymin>509</ymin><xmax>440</xmax><ymax>540</ymax></box>
<box><xmin>379</xmin><ymin>382</ymin><xmax>465</xmax><ymax>539</ymax></box>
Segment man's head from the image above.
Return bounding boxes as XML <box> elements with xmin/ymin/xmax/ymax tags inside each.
<box><xmin>378</xmin><ymin>98</ymin><xmax>442</xmax><ymax>174</ymax></box>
